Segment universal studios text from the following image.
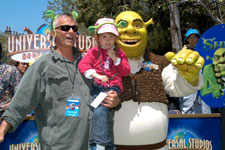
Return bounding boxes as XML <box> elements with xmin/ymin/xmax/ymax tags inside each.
<box><xmin>7</xmin><ymin>34</ymin><xmax>95</xmax><ymax>62</ymax></box>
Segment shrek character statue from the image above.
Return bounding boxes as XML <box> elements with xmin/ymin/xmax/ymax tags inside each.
<box><xmin>201</xmin><ymin>48</ymin><xmax>225</xmax><ymax>98</ymax></box>
<box><xmin>113</xmin><ymin>11</ymin><xmax>204</xmax><ymax>150</ymax></box>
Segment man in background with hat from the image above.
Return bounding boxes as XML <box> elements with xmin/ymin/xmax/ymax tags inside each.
<box><xmin>179</xmin><ymin>29</ymin><xmax>211</xmax><ymax>114</ymax></box>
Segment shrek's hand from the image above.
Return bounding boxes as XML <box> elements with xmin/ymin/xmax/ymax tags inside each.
<box><xmin>165</xmin><ymin>47</ymin><xmax>205</xmax><ymax>86</ymax></box>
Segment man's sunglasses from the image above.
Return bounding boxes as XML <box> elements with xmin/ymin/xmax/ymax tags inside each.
<box><xmin>55</xmin><ymin>25</ymin><xmax>78</xmax><ymax>32</ymax></box>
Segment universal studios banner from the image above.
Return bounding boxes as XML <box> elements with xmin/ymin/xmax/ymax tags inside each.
<box><xmin>167</xmin><ymin>114</ymin><xmax>221</xmax><ymax>150</ymax></box>
<box><xmin>7</xmin><ymin>34</ymin><xmax>95</xmax><ymax>63</ymax></box>
<box><xmin>0</xmin><ymin>115</ymin><xmax>221</xmax><ymax>150</ymax></box>
<box><xmin>0</xmin><ymin>119</ymin><xmax>39</xmax><ymax>150</ymax></box>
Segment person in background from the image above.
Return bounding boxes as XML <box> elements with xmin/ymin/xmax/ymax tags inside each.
<box><xmin>179</xmin><ymin>29</ymin><xmax>211</xmax><ymax>114</ymax></box>
<box><xmin>9</xmin><ymin>60</ymin><xmax>29</xmax><ymax>76</ymax></box>
<box><xmin>0</xmin><ymin>42</ymin><xmax>21</xmax><ymax>116</ymax></box>
<box><xmin>78</xmin><ymin>18</ymin><xmax>130</xmax><ymax>150</ymax></box>
<box><xmin>184</xmin><ymin>28</ymin><xmax>200</xmax><ymax>49</ymax></box>
<box><xmin>0</xmin><ymin>12</ymin><xmax>120</xmax><ymax>150</ymax></box>
<box><xmin>16</xmin><ymin>62</ymin><xmax>29</xmax><ymax>76</ymax></box>
<box><xmin>9</xmin><ymin>60</ymin><xmax>30</xmax><ymax>115</ymax></box>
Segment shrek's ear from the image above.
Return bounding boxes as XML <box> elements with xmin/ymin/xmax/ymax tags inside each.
<box><xmin>145</xmin><ymin>18</ymin><xmax>154</xmax><ymax>26</ymax></box>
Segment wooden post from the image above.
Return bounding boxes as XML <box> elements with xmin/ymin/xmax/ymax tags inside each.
<box><xmin>169</xmin><ymin>1</ymin><xmax>182</xmax><ymax>53</ymax></box>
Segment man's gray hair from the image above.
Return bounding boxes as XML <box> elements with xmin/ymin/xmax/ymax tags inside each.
<box><xmin>54</xmin><ymin>13</ymin><xmax>75</xmax><ymax>27</ymax></box>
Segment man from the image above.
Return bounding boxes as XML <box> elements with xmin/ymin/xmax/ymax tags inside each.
<box><xmin>0</xmin><ymin>42</ymin><xmax>21</xmax><ymax>115</ymax></box>
<box><xmin>0</xmin><ymin>13</ymin><xmax>120</xmax><ymax>150</ymax></box>
<box><xmin>179</xmin><ymin>29</ymin><xmax>211</xmax><ymax>114</ymax></box>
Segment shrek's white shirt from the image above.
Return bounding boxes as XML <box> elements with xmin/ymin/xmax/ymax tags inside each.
<box><xmin>114</xmin><ymin>58</ymin><xmax>203</xmax><ymax>147</ymax></box>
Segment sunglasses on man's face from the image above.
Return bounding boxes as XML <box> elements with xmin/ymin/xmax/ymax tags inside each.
<box><xmin>55</xmin><ymin>25</ymin><xmax>78</xmax><ymax>32</ymax></box>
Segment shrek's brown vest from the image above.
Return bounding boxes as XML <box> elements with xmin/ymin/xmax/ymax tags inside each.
<box><xmin>121</xmin><ymin>52</ymin><xmax>170</xmax><ymax>104</ymax></box>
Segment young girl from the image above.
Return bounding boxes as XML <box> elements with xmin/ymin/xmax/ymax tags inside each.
<box><xmin>78</xmin><ymin>18</ymin><xmax>130</xmax><ymax>150</ymax></box>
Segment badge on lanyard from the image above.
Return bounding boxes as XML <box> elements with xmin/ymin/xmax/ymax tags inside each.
<box><xmin>65</xmin><ymin>96</ymin><xmax>80</xmax><ymax>117</ymax></box>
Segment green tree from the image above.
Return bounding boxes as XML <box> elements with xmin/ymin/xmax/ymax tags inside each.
<box><xmin>0</xmin><ymin>31</ymin><xmax>8</xmax><ymax>63</ymax></box>
<box><xmin>43</xmin><ymin>0</ymin><xmax>77</xmax><ymax>27</ymax></box>
<box><xmin>45</xmin><ymin>0</ymin><xmax>225</xmax><ymax>55</ymax></box>
<box><xmin>45</xmin><ymin>0</ymin><xmax>172</xmax><ymax>54</ymax></box>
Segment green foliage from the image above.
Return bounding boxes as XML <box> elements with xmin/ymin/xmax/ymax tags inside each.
<box><xmin>0</xmin><ymin>31</ymin><xmax>8</xmax><ymax>63</ymax></box>
<box><xmin>1</xmin><ymin>50</ymin><xmax>9</xmax><ymax>63</ymax></box>
<box><xmin>179</xmin><ymin>1</ymin><xmax>215</xmax><ymax>39</ymax></box>
<box><xmin>45</xmin><ymin>0</ymin><xmax>224</xmax><ymax>54</ymax></box>
<box><xmin>43</xmin><ymin>0</ymin><xmax>77</xmax><ymax>24</ymax></box>
<box><xmin>144</xmin><ymin>1</ymin><xmax>172</xmax><ymax>55</ymax></box>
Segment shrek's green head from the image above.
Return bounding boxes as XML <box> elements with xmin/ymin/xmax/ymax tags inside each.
<box><xmin>213</xmin><ymin>48</ymin><xmax>225</xmax><ymax>66</ymax></box>
<box><xmin>115</xmin><ymin>11</ymin><xmax>153</xmax><ymax>59</ymax></box>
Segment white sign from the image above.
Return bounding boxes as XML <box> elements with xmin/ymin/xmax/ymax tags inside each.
<box><xmin>7</xmin><ymin>34</ymin><xmax>95</xmax><ymax>62</ymax></box>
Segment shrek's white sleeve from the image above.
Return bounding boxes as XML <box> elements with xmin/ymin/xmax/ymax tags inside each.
<box><xmin>162</xmin><ymin>64</ymin><xmax>204</xmax><ymax>97</ymax></box>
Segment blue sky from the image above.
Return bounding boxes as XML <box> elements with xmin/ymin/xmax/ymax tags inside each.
<box><xmin>0</xmin><ymin>0</ymin><xmax>49</xmax><ymax>34</ymax></box>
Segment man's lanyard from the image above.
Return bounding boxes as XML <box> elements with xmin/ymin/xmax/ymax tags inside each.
<box><xmin>62</xmin><ymin>57</ymin><xmax>76</xmax><ymax>93</ymax></box>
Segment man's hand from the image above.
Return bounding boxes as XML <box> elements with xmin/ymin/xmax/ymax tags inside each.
<box><xmin>1</xmin><ymin>102</ymin><xmax>10</xmax><ymax>111</ymax></box>
<box><xmin>165</xmin><ymin>47</ymin><xmax>205</xmax><ymax>86</ymax></box>
<box><xmin>0</xmin><ymin>120</ymin><xmax>11</xmax><ymax>143</ymax></box>
<box><xmin>102</xmin><ymin>90</ymin><xmax>120</xmax><ymax>108</ymax></box>
<box><xmin>0</xmin><ymin>130</ymin><xmax>4</xmax><ymax>143</ymax></box>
